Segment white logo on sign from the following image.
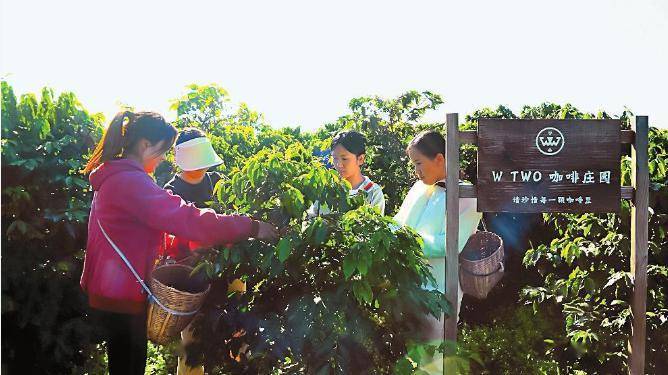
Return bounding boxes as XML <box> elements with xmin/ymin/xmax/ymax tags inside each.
<box><xmin>535</xmin><ymin>127</ymin><xmax>565</xmax><ymax>156</ymax></box>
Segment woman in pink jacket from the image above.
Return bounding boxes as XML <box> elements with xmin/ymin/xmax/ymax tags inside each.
<box><xmin>80</xmin><ymin>111</ymin><xmax>277</xmax><ymax>375</ymax></box>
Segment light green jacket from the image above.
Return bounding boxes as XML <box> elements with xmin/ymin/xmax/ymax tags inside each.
<box><xmin>394</xmin><ymin>180</ymin><xmax>482</xmax><ymax>292</ymax></box>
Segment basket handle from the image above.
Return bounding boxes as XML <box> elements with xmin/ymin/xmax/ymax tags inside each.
<box><xmin>97</xmin><ymin>220</ymin><xmax>198</xmax><ymax>317</ymax></box>
<box><xmin>481</xmin><ymin>214</ymin><xmax>488</xmax><ymax>232</ymax></box>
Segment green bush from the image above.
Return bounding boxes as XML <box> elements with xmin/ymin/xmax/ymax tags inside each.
<box><xmin>520</xmin><ymin>106</ymin><xmax>668</xmax><ymax>373</ymax></box>
<box><xmin>460</xmin><ymin>306</ymin><xmax>561</xmax><ymax>374</ymax></box>
<box><xmin>1</xmin><ymin>81</ymin><xmax>105</xmax><ymax>373</ymax></box>
<box><xmin>145</xmin><ymin>342</ymin><xmax>179</xmax><ymax>375</ymax></box>
<box><xmin>184</xmin><ymin>144</ymin><xmax>449</xmax><ymax>374</ymax></box>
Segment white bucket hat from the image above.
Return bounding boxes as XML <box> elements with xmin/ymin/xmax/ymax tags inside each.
<box><xmin>174</xmin><ymin>137</ymin><xmax>223</xmax><ymax>171</ymax></box>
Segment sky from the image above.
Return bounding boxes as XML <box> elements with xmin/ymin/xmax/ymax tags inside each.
<box><xmin>2</xmin><ymin>0</ymin><xmax>667</xmax><ymax>130</ymax></box>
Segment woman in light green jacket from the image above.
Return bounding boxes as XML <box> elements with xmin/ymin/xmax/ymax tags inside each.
<box><xmin>394</xmin><ymin>130</ymin><xmax>482</xmax><ymax>373</ymax></box>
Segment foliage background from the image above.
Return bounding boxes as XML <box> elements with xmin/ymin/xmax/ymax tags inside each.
<box><xmin>2</xmin><ymin>81</ymin><xmax>666</xmax><ymax>374</ymax></box>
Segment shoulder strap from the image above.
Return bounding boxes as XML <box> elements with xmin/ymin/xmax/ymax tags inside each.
<box><xmin>96</xmin><ymin>220</ymin><xmax>198</xmax><ymax>316</ymax></box>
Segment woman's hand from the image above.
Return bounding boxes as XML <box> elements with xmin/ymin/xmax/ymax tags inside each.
<box><xmin>254</xmin><ymin>221</ymin><xmax>279</xmax><ymax>242</ymax></box>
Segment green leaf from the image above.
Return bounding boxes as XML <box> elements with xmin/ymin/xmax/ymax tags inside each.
<box><xmin>407</xmin><ymin>344</ymin><xmax>427</xmax><ymax>365</ymax></box>
<box><xmin>394</xmin><ymin>358</ymin><xmax>413</xmax><ymax>375</ymax></box>
<box><xmin>584</xmin><ymin>277</ymin><xmax>596</xmax><ymax>293</ymax></box>
<box><xmin>231</xmin><ymin>249</ymin><xmax>241</xmax><ymax>264</ymax></box>
<box><xmin>6</xmin><ymin>220</ymin><xmax>28</xmax><ymax>238</ymax></box>
<box><xmin>357</xmin><ymin>249</ymin><xmax>371</xmax><ymax>276</ymax></box>
<box><xmin>281</xmin><ymin>185</ymin><xmax>305</xmax><ymax>218</ymax></box>
<box><xmin>603</xmin><ymin>271</ymin><xmax>630</xmax><ymax>289</ymax></box>
<box><xmin>190</xmin><ymin>262</ymin><xmax>208</xmax><ymax>278</ymax></box>
<box><xmin>353</xmin><ymin>280</ymin><xmax>373</xmax><ymax>304</ymax></box>
<box><xmin>657</xmin><ymin>160</ymin><xmax>666</xmax><ymax>178</ymax></box>
<box><xmin>342</xmin><ymin>254</ymin><xmax>356</xmax><ymax>279</ymax></box>
<box><xmin>276</xmin><ymin>237</ymin><xmax>291</xmax><ymax>263</ymax></box>
<box><xmin>313</xmin><ymin>222</ymin><xmax>329</xmax><ymax>245</ymax></box>
<box><xmin>35</xmin><ymin>117</ymin><xmax>51</xmax><ymax>139</ymax></box>
<box><xmin>72</xmin><ymin>177</ymin><xmax>88</xmax><ymax>188</ymax></box>
<box><xmin>260</xmin><ymin>248</ymin><xmax>274</xmax><ymax>271</ymax></box>
<box><xmin>569</xmin><ymin>329</ymin><xmax>599</xmax><ymax>344</ymax></box>
<box><xmin>583</xmin><ymin>223</ymin><xmax>592</xmax><ymax>236</ymax></box>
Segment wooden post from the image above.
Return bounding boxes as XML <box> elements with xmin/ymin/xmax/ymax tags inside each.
<box><xmin>444</xmin><ymin>113</ymin><xmax>460</xmax><ymax>348</ymax></box>
<box><xmin>629</xmin><ymin>116</ymin><xmax>648</xmax><ymax>374</ymax></box>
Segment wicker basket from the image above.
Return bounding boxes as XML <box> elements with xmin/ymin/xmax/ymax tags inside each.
<box><xmin>459</xmin><ymin>231</ymin><xmax>504</xmax><ymax>299</ymax></box>
<box><xmin>147</xmin><ymin>264</ymin><xmax>210</xmax><ymax>345</ymax></box>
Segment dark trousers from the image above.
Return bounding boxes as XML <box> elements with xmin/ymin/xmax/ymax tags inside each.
<box><xmin>93</xmin><ymin>309</ymin><xmax>148</xmax><ymax>375</ymax></box>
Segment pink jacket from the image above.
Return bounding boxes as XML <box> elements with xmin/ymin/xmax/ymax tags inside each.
<box><xmin>80</xmin><ymin>159</ymin><xmax>255</xmax><ymax>314</ymax></box>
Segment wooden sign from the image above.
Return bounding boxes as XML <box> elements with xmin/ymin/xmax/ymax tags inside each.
<box><xmin>446</xmin><ymin>114</ymin><xmax>647</xmax><ymax>374</ymax></box>
<box><xmin>477</xmin><ymin>119</ymin><xmax>621</xmax><ymax>213</ymax></box>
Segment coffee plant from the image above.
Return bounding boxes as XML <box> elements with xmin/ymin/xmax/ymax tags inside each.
<box><xmin>520</xmin><ymin>108</ymin><xmax>668</xmax><ymax>373</ymax></box>
<box><xmin>1</xmin><ymin>81</ymin><xmax>105</xmax><ymax>373</ymax></box>
<box><xmin>183</xmin><ymin>144</ymin><xmax>450</xmax><ymax>374</ymax></box>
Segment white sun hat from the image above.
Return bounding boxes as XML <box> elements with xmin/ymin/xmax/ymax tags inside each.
<box><xmin>174</xmin><ymin>137</ymin><xmax>223</xmax><ymax>171</ymax></box>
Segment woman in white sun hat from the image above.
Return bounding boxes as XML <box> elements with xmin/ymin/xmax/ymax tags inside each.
<box><xmin>163</xmin><ymin>127</ymin><xmax>226</xmax><ymax>375</ymax></box>
<box><xmin>164</xmin><ymin>128</ymin><xmax>224</xmax><ymax>209</ymax></box>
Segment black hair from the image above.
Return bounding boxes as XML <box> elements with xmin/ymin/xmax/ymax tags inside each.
<box><xmin>176</xmin><ymin>127</ymin><xmax>207</xmax><ymax>146</ymax></box>
<box><xmin>406</xmin><ymin>130</ymin><xmax>445</xmax><ymax>159</ymax></box>
<box><xmin>85</xmin><ymin>111</ymin><xmax>177</xmax><ymax>174</ymax></box>
<box><xmin>330</xmin><ymin>130</ymin><xmax>366</xmax><ymax>156</ymax></box>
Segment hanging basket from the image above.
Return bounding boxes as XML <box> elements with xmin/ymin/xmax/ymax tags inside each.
<box><xmin>147</xmin><ymin>264</ymin><xmax>210</xmax><ymax>345</ymax></box>
<box><xmin>459</xmin><ymin>231</ymin><xmax>504</xmax><ymax>299</ymax></box>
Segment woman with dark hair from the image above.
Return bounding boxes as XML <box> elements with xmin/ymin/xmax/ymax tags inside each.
<box><xmin>393</xmin><ymin>130</ymin><xmax>482</xmax><ymax>373</ymax></box>
<box><xmin>308</xmin><ymin>130</ymin><xmax>385</xmax><ymax>216</ymax></box>
<box><xmin>81</xmin><ymin>112</ymin><xmax>278</xmax><ymax>375</ymax></box>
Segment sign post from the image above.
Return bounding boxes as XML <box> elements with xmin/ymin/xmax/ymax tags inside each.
<box><xmin>444</xmin><ymin>113</ymin><xmax>460</xmax><ymax>346</ymax></box>
<box><xmin>443</xmin><ymin>114</ymin><xmax>648</xmax><ymax>374</ymax></box>
<box><xmin>629</xmin><ymin>116</ymin><xmax>648</xmax><ymax>374</ymax></box>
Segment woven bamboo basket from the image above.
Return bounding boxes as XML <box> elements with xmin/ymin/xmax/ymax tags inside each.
<box><xmin>147</xmin><ymin>264</ymin><xmax>210</xmax><ymax>345</ymax></box>
<box><xmin>459</xmin><ymin>231</ymin><xmax>504</xmax><ymax>299</ymax></box>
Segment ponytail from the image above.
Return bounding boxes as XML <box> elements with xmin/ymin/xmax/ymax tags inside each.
<box><xmin>84</xmin><ymin>111</ymin><xmax>176</xmax><ymax>174</ymax></box>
